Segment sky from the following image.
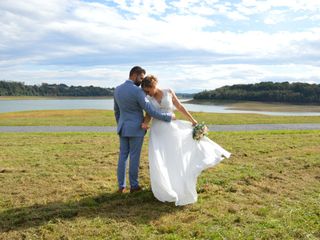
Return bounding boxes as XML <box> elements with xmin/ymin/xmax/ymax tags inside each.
<box><xmin>1</xmin><ymin>0</ymin><xmax>320</xmax><ymax>92</ymax></box>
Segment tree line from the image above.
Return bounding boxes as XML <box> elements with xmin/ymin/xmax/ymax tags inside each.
<box><xmin>0</xmin><ymin>81</ymin><xmax>114</xmax><ymax>97</ymax></box>
<box><xmin>193</xmin><ymin>81</ymin><xmax>320</xmax><ymax>104</ymax></box>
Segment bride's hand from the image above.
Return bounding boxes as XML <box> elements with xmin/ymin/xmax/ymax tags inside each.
<box><xmin>171</xmin><ymin>113</ymin><xmax>176</xmax><ymax>120</ymax></box>
<box><xmin>141</xmin><ymin>122</ymin><xmax>149</xmax><ymax>130</ymax></box>
<box><xmin>192</xmin><ymin>120</ymin><xmax>198</xmax><ymax>126</ymax></box>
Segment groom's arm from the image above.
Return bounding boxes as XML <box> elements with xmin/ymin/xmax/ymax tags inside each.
<box><xmin>113</xmin><ymin>97</ymin><xmax>120</xmax><ymax>124</ymax></box>
<box><xmin>136</xmin><ymin>89</ymin><xmax>172</xmax><ymax>122</ymax></box>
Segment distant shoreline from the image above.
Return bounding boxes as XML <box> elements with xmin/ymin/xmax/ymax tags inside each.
<box><xmin>185</xmin><ymin>99</ymin><xmax>320</xmax><ymax>112</ymax></box>
<box><xmin>186</xmin><ymin>99</ymin><xmax>320</xmax><ymax>105</ymax></box>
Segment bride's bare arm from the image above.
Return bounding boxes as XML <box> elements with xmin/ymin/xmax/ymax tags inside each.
<box><xmin>142</xmin><ymin>113</ymin><xmax>152</xmax><ymax>129</ymax></box>
<box><xmin>169</xmin><ymin>89</ymin><xmax>198</xmax><ymax>126</ymax></box>
<box><xmin>143</xmin><ymin>113</ymin><xmax>152</xmax><ymax>124</ymax></box>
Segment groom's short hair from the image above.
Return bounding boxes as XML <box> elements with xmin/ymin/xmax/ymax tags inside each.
<box><xmin>129</xmin><ymin>66</ymin><xmax>146</xmax><ymax>77</ymax></box>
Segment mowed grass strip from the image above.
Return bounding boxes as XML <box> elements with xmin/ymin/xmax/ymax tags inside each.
<box><xmin>0</xmin><ymin>130</ymin><xmax>319</xmax><ymax>239</ymax></box>
<box><xmin>0</xmin><ymin>110</ymin><xmax>116</xmax><ymax>126</ymax></box>
<box><xmin>0</xmin><ymin>109</ymin><xmax>320</xmax><ymax>126</ymax></box>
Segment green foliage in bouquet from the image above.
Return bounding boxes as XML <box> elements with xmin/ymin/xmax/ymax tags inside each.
<box><xmin>192</xmin><ymin>122</ymin><xmax>209</xmax><ymax>141</ymax></box>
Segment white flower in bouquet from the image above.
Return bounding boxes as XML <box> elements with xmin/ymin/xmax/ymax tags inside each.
<box><xmin>192</xmin><ymin>122</ymin><xmax>209</xmax><ymax>141</ymax></box>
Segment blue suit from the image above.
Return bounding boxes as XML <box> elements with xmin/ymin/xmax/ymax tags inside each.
<box><xmin>114</xmin><ymin>80</ymin><xmax>172</xmax><ymax>189</ymax></box>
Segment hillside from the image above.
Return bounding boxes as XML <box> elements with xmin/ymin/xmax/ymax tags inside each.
<box><xmin>194</xmin><ymin>82</ymin><xmax>320</xmax><ymax>104</ymax></box>
<box><xmin>0</xmin><ymin>81</ymin><xmax>114</xmax><ymax>97</ymax></box>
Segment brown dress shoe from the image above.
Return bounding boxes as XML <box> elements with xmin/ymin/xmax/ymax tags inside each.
<box><xmin>130</xmin><ymin>186</ymin><xmax>143</xmax><ymax>193</ymax></box>
<box><xmin>117</xmin><ymin>187</ymin><xmax>126</xmax><ymax>193</ymax></box>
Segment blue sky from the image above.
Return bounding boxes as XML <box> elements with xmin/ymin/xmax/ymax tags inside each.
<box><xmin>1</xmin><ymin>0</ymin><xmax>320</xmax><ymax>92</ymax></box>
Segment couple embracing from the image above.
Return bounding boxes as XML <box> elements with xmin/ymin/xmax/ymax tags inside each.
<box><xmin>113</xmin><ymin>66</ymin><xmax>231</xmax><ymax>206</ymax></box>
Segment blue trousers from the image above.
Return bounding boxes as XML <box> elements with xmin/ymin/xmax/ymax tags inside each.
<box><xmin>117</xmin><ymin>136</ymin><xmax>144</xmax><ymax>189</ymax></box>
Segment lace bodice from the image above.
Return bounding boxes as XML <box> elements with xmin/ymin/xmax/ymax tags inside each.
<box><xmin>147</xmin><ymin>89</ymin><xmax>175</xmax><ymax>113</ymax></box>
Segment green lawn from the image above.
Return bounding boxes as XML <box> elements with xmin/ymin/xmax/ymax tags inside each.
<box><xmin>0</xmin><ymin>109</ymin><xmax>320</xmax><ymax>126</ymax></box>
<box><xmin>0</xmin><ymin>130</ymin><xmax>319</xmax><ymax>239</ymax></box>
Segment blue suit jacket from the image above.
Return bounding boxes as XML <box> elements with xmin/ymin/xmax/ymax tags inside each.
<box><xmin>114</xmin><ymin>80</ymin><xmax>172</xmax><ymax>137</ymax></box>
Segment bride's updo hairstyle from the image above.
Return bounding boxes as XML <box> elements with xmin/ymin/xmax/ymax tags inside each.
<box><xmin>141</xmin><ymin>74</ymin><xmax>158</xmax><ymax>88</ymax></box>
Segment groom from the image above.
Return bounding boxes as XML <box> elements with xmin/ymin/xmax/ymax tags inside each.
<box><xmin>113</xmin><ymin>66</ymin><xmax>175</xmax><ymax>193</ymax></box>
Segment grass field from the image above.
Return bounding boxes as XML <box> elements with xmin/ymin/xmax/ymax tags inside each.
<box><xmin>0</xmin><ymin>130</ymin><xmax>319</xmax><ymax>239</ymax></box>
<box><xmin>1</xmin><ymin>109</ymin><xmax>320</xmax><ymax>126</ymax></box>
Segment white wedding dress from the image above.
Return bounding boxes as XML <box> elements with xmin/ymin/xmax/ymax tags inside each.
<box><xmin>147</xmin><ymin>89</ymin><xmax>231</xmax><ymax>206</ymax></box>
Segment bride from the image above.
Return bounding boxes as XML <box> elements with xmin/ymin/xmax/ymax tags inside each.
<box><xmin>141</xmin><ymin>75</ymin><xmax>231</xmax><ymax>206</ymax></box>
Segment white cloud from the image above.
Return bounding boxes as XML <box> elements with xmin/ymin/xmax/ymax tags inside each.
<box><xmin>240</xmin><ymin>0</ymin><xmax>320</xmax><ymax>13</ymax></box>
<box><xmin>2</xmin><ymin>0</ymin><xmax>320</xmax><ymax>58</ymax></box>
<box><xmin>263</xmin><ymin>9</ymin><xmax>288</xmax><ymax>25</ymax></box>
<box><xmin>1</xmin><ymin>0</ymin><xmax>320</xmax><ymax>90</ymax></box>
<box><xmin>2</xmin><ymin>63</ymin><xmax>319</xmax><ymax>92</ymax></box>
<box><xmin>144</xmin><ymin>63</ymin><xmax>320</xmax><ymax>91</ymax></box>
<box><xmin>190</xmin><ymin>5</ymin><xmax>216</xmax><ymax>16</ymax></box>
<box><xmin>225</xmin><ymin>11</ymin><xmax>249</xmax><ymax>21</ymax></box>
<box><xmin>112</xmin><ymin>0</ymin><xmax>169</xmax><ymax>15</ymax></box>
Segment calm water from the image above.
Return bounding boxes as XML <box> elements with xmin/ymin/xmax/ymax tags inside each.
<box><xmin>1</xmin><ymin>99</ymin><xmax>320</xmax><ymax>116</ymax></box>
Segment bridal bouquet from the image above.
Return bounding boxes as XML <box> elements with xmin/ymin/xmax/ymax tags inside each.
<box><xmin>192</xmin><ymin>122</ymin><xmax>209</xmax><ymax>141</ymax></box>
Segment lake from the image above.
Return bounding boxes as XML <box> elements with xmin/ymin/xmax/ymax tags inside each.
<box><xmin>1</xmin><ymin>99</ymin><xmax>320</xmax><ymax>116</ymax></box>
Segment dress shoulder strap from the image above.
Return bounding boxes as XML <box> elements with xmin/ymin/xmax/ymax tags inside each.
<box><xmin>162</xmin><ymin>89</ymin><xmax>172</xmax><ymax>96</ymax></box>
